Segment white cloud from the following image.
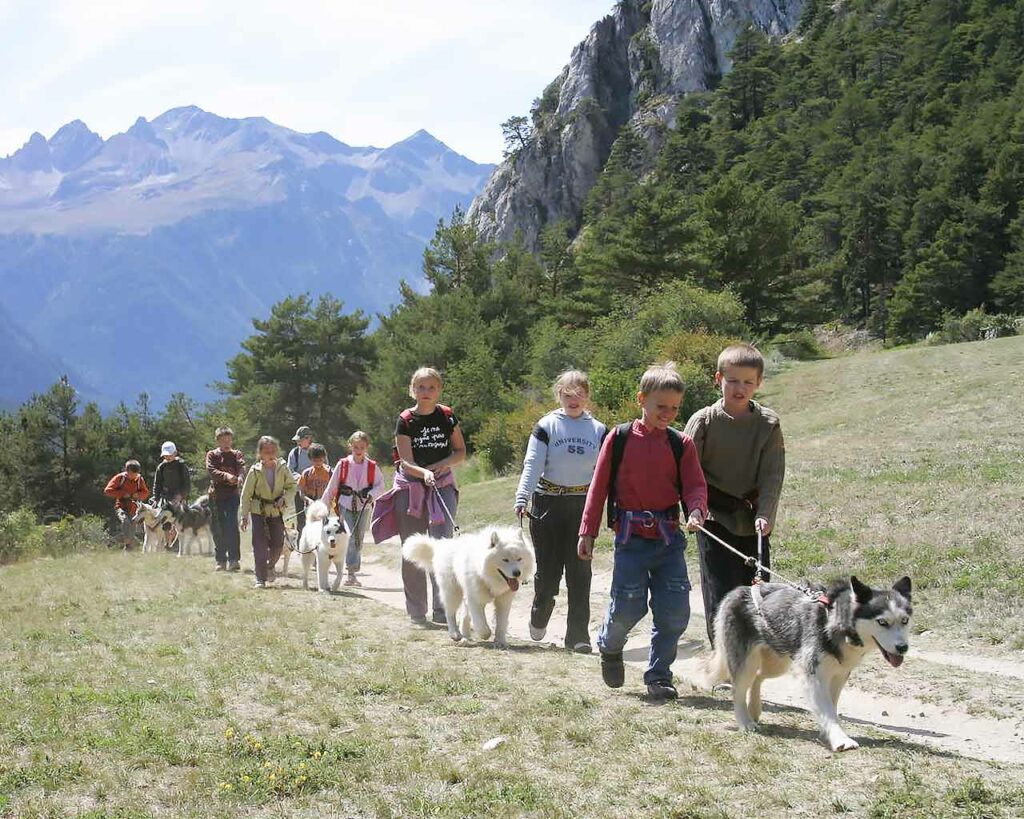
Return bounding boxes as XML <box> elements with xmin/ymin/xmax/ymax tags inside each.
<box><xmin>0</xmin><ymin>0</ymin><xmax>613</xmax><ymax>161</ymax></box>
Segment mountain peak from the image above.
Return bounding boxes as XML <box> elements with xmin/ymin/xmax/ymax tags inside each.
<box><xmin>10</xmin><ymin>131</ymin><xmax>52</xmax><ymax>172</ymax></box>
<box><xmin>394</xmin><ymin>129</ymin><xmax>448</xmax><ymax>152</ymax></box>
<box><xmin>48</xmin><ymin>120</ymin><xmax>103</xmax><ymax>172</ymax></box>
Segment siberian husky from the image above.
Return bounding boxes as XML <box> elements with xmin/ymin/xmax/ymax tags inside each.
<box><xmin>704</xmin><ymin>576</ymin><xmax>912</xmax><ymax>751</ymax></box>
<box><xmin>170</xmin><ymin>495</ymin><xmax>214</xmax><ymax>557</ymax></box>
<box><xmin>402</xmin><ymin>526</ymin><xmax>535</xmax><ymax>648</ymax></box>
<box><xmin>300</xmin><ymin>501</ymin><xmax>347</xmax><ymax>592</ymax></box>
<box><xmin>132</xmin><ymin>501</ymin><xmax>175</xmax><ymax>553</ymax></box>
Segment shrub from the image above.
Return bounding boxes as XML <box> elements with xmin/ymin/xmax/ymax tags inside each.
<box><xmin>0</xmin><ymin>509</ymin><xmax>108</xmax><ymax>564</ymax></box>
<box><xmin>474</xmin><ymin>402</ymin><xmax>549</xmax><ymax>473</ymax></box>
<box><xmin>935</xmin><ymin>308</ymin><xmax>1022</xmax><ymax>345</ymax></box>
<box><xmin>769</xmin><ymin>330</ymin><xmax>824</xmax><ymax>360</ymax></box>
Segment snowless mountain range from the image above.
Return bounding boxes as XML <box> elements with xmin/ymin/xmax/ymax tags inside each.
<box><xmin>0</xmin><ymin>106</ymin><xmax>494</xmax><ymax>407</ymax></box>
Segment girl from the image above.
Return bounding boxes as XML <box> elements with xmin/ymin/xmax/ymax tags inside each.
<box><xmin>514</xmin><ymin>370</ymin><xmax>606</xmax><ymax>653</ymax></box>
<box><xmin>239</xmin><ymin>435</ymin><xmax>297</xmax><ymax>588</ymax></box>
<box><xmin>321</xmin><ymin>431</ymin><xmax>386</xmax><ymax>586</ymax></box>
<box><xmin>381</xmin><ymin>367</ymin><xmax>465</xmax><ymax>623</ymax></box>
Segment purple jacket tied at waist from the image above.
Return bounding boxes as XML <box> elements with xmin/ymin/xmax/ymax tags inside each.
<box><xmin>371</xmin><ymin>470</ymin><xmax>457</xmax><ymax>543</ymax></box>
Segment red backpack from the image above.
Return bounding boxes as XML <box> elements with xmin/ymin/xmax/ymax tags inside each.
<box><xmin>339</xmin><ymin>456</ymin><xmax>377</xmax><ymax>488</ymax></box>
<box><xmin>391</xmin><ymin>405</ymin><xmax>455</xmax><ymax>465</ymax></box>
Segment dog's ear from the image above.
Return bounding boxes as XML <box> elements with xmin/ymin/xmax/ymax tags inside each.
<box><xmin>489</xmin><ymin>531</ymin><xmax>500</xmax><ymax>549</ymax></box>
<box><xmin>850</xmin><ymin>575</ymin><xmax>874</xmax><ymax>605</ymax></box>
<box><xmin>892</xmin><ymin>576</ymin><xmax>912</xmax><ymax>600</ymax></box>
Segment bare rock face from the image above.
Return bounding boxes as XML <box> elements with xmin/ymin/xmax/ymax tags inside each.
<box><xmin>468</xmin><ymin>0</ymin><xmax>804</xmax><ymax>249</ymax></box>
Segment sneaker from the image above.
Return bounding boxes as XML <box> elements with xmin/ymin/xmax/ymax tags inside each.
<box><xmin>529</xmin><ymin>624</ymin><xmax>546</xmax><ymax>642</ymax></box>
<box><xmin>600</xmin><ymin>651</ymin><xmax>625</xmax><ymax>688</ymax></box>
<box><xmin>646</xmin><ymin>680</ymin><xmax>678</xmax><ymax>701</ymax></box>
<box><xmin>228</xmin><ymin>562</ymin><xmax>240</xmax><ymax>572</ymax></box>
<box><xmin>344</xmin><ymin>572</ymin><xmax>361</xmax><ymax>587</ymax></box>
<box><xmin>571</xmin><ymin>642</ymin><xmax>593</xmax><ymax>655</ymax></box>
<box><xmin>253</xmin><ymin>581</ymin><xmax>266</xmax><ymax>589</ymax></box>
<box><xmin>410</xmin><ymin>614</ymin><xmax>428</xmax><ymax>625</ymax></box>
<box><xmin>214</xmin><ymin>563</ymin><xmax>226</xmax><ymax>572</ymax></box>
<box><xmin>431</xmin><ymin>610</ymin><xmax>447</xmax><ymax>624</ymax></box>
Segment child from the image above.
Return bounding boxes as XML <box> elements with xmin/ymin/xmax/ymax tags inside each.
<box><xmin>322</xmin><ymin>431</ymin><xmax>385</xmax><ymax>586</ymax></box>
<box><xmin>288</xmin><ymin>425</ymin><xmax>326</xmax><ymax>536</ymax></box>
<box><xmin>577</xmin><ymin>362</ymin><xmax>707</xmax><ymax>700</ymax></box>
<box><xmin>683</xmin><ymin>343</ymin><xmax>785</xmax><ymax>646</ymax></box>
<box><xmin>514</xmin><ymin>371</ymin><xmax>606</xmax><ymax>653</ymax></box>
<box><xmin>206</xmin><ymin>426</ymin><xmax>245</xmax><ymax>572</ymax></box>
<box><xmin>298</xmin><ymin>443</ymin><xmax>332</xmax><ymax>508</ymax></box>
<box><xmin>153</xmin><ymin>441</ymin><xmax>191</xmax><ymax>548</ymax></box>
<box><xmin>104</xmin><ymin>460</ymin><xmax>150</xmax><ymax>550</ymax></box>
<box><xmin>239</xmin><ymin>435</ymin><xmax>297</xmax><ymax>588</ymax></box>
<box><xmin>372</xmin><ymin>367</ymin><xmax>465</xmax><ymax>624</ymax></box>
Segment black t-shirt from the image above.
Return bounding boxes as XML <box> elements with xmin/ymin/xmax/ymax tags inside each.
<box><xmin>395</xmin><ymin>406</ymin><xmax>460</xmax><ymax>467</ymax></box>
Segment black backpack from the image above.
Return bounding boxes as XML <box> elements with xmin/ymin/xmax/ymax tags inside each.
<box><xmin>605</xmin><ymin>421</ymin><xmax>687</xmax><ymax>528</ymax></box>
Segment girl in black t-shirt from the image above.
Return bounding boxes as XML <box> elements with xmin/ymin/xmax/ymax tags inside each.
<box><xmin>393</xmin><ymin>367</ymin><xmax>466</xmax><ymax>624</ymax></box>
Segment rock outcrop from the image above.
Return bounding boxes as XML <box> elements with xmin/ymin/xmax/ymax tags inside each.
<box><xmin>468</xmin><ymin>0</ymin><xmax>804</xmax><ymax>249</ymax></box>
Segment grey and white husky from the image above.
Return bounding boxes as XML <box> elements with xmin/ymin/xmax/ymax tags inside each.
<box><xmin>704</xmin><ymin>576</ymin><xmax>912</xmax><ymax>752</ymax></box>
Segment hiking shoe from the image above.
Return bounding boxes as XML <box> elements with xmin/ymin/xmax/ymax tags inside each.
<box><xmin>600</xmin><ymin>651</ymin><xmax>625</xmax><ymax>688</ymax></box>
<box><xmin>529</xmin><ymin>624</ymin><xmax>546</xmax><ymax>642</ymax></box>
<box><xmin>267</xmin><ymin>567</ymin><xmax>276</xmax><ymax>583</ymax></box>
<box><xmin>344</xmin><ymin>572</ymin><xmax>361</xmax><ymax>587</ymax></box>
<box><xmin>214</xmin><ymin>563</ymin><xmax>226</xmax><ymax>572</ymax></box>
<box><xmin>571</xmin><ymin>642</ymin><xmax>593</xmax><ymax>655</ymax></box>
<box><xmin>253</xmin><ymin>581</ymin><xmax>266</xmax><ymax>589</ymax></box>
<box><xmin>431</xmin><ymin>610</ymin><xmax>447</xmax><ymax>624</ymax></box>
<box><xmin>228</xmin><ymin>562</ymin><xmax>241</xmax><ymax>572</ymax></box>
<box><xmin>646</xmin><ymin>680</ymin><xmax>678</xmax><ymax>701</ymax></box>
<box><xmin>410</xmin><ymin>615</ymin><xmax>428</xmax><ymax>625</ymax></box>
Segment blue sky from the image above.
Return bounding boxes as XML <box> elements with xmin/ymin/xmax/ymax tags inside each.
<box><xmin>0</xmin><ymin>0</ymin><xmax>613</xmax><ymax>163</ymax></box>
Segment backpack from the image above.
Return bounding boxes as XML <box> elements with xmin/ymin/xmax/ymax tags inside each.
<box><xmin>339</xmin><ymin>457</ymin><xmax>377</xmax><ymax>488</ymax></box>
<box><xmin>605</xmin><ymin>421</ymin><xmax>687</xmax><ymax>528</ymax></box>
<box><xmin>392</xmin><ymin>405</ymin><xmax>455</xmax><ymax>465</ymax></box>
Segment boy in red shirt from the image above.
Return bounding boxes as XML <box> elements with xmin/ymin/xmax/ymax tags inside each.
<box><xmin>104</xmin><ymin>460</ymin><xmax>150</xmax><ymax>550</ymax></box>
<box><xmin>578</xmin><ymin>363</ymin><xmax>708</xmax><ymax>700</ymax></box>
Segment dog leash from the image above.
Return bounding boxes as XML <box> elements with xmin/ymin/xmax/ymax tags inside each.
<box><xmin>695</xmin><ymin>523</ymin><xmax>824</xmax><ymax>603</ymax></box>
<box><xmin>433</xmin><ymin>485</ymin><xmax>460</xmax><ymax>535</ymax></box>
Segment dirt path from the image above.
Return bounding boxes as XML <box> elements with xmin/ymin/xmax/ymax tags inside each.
<box><xmin>301</xmin><ymin>543</ymin><xmax>1024</xmax><ymax>766</ymax></box>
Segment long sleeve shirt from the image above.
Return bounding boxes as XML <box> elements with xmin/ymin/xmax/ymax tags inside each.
<box><xmin>579</xmin><ymin>421</ymin><xmax>708</xmax><ymax>539</ymax></box>
<box><xmin>153</xmin><ymin>457</ymin><xmax>190</xmax><ymax>502</ymax></box>
<box><xmin>239</xmin><ymin>460</ymin><xmax>297</xmax><ymax>520</ymax></box>
<box><xmin>683</xmin><ymin>399</ymin><xmax>785</xmax><ymax>536</ymax></box>
<box><xmin>515</xmin><ymin>409</ymin><xmax>606</xmax><ymax>506</ymax></box>
<box><xmin>206</xmin><ymin>448</ymin><xmax>245</xmax><ymax>500</ymax></box>
<box><xmin>104</xmin><ymin>472</ymin><xmax>150</xmax><ymax>515</ymax></box>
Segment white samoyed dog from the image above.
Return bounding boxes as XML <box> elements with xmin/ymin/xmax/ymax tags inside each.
<box><xmin>299</xmin><ymin>501</ymin><xmax>348</xmax><ymax>592</ymax></box>
<box><xmin>402</xmin><ymin>526</ymin><xmax>536</xmax><ymax>648</ymax></box>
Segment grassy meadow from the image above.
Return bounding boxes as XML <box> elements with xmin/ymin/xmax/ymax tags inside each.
<box><xmin>2</xmin><ymin>337</ymin><xmax>1023</xmax><ymax>817</ymax></box>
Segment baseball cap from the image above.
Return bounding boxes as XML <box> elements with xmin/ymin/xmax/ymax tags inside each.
<box><xmin>161</xmin><ymin>441</ymin><xmax>177</xmax><ymax>457</ymax></box>
<box><xmin>292</xmin><ymin>425</ymin><xmax>314</xmax><ymax>442</ymax></box>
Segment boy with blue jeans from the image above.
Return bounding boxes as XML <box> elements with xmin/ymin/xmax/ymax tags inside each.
<box><xmin>578</xmin><ymin>363</ymin><xmax>708</xmax><ymax>700</ymax></box>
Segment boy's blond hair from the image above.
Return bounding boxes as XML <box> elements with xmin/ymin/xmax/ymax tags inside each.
<box><xmin>552</xmin><ymin>369</ymin><xmax>590</xmax><ymax>401</ymax></box>
<box><xmin>638</xmin><ymin>361</ymin><xmax>686</xmax><ymax>395</ymax></box>
<box><xmin>348</xmin><ymin>430</ymin><xmax>371</xmax><ymax>447</ymax></box>
<box><xmin>408</xmin><ymin>367</ymin><xmax>443</xmax><ymax>398</ymax></box>
<box><xmin>717</xmin><ymin>344</ymin><xmax>765</xmax><ymax>378</ymax></box>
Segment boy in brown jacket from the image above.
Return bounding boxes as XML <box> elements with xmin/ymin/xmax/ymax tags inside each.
<box><xmin>684</xmin><ymin>344</ymin><xmax>785</xmax><ymax>646</ymax></box>
<box><xmin>104</xmin><ymin>460</ymin><xmax>150</xmax><ymax>550</ymax></box>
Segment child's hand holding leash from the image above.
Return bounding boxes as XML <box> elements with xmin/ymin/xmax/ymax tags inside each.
<box><xmin>754</xmin><ymin>517</ymin><xmax>771</xmax><ymax>535</ymax></box>
<box><xmin>422</xmin><ymin>469</ymin><xmax>436</xmax><ymax>487</ymax></box>
<box><xmin>577</xmin><ymin>535</ymin><xmax>594</xmax><ymax>561</ymax></box>
<box><xmin>686</xmin><ymin>509</ymin><xmax>705</xmax><ymax>532</ymax></box>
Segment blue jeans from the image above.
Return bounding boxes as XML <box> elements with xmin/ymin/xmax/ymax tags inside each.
<box><xmin>597</xmin><ymin>531</ymin><xmax>692</xmax><ymax>684</ymax></box>
<box><xmin>210</xmin><ymin>495</ymin><xmax>240</xmax><ymax>564</ymax></box>
<box><xmin>341</xmin><ymin>504</ymin><xmax>371</xmax><ymax>571</ymax></box>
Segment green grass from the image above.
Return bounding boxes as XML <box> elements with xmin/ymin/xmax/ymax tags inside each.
<box><xmin>2</xmin><ymin>551</ymin><xmax>1022</xmax><ymax>818</ymax></box>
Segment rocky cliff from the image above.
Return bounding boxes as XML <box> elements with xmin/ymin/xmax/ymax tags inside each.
<box><xmin>467</xmin><ymin>0</ymin><xmax>804</xmax><ymax>249</ymax></box>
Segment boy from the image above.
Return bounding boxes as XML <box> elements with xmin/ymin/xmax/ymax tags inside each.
<box><xmin>153</xmin><ymin>441</ymin><xmax>191</xmax><ymax>548</ymax></box>
<box><xmin>298</xmin><ymin>443</ymin><xmax>332</xmax><ymax>509</ymax></box>
<box><xmin>578</xmin><ymin>362</ymin><xmax>707</xmax><ymax>700</ymax></box>
<box><xmin>288</xmin><ymin>425</ymin><xmax>326</xmax><ymax>536</ymax></box>
<box><xmin>104</xmin><ymin>460</ymin><xmax>150</xmax><ymax>550</ymax></box>
<box><xmin>322</xmin><ymin>431</ymin><xmax>385</xmax><ymax>586</ymax></box>
<box><xmin>206</xmin><ymin>426</ymin><xmax>245</xmax><ymax>572</ymax></box>
<box><xmin>683</xmin><ymin>343</ymin><xmax>785</xmax><ymax>646</ymax></box>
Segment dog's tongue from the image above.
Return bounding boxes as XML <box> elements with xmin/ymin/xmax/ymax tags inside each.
<box><xmin>881</xmin><ymin>648</ymin><xmax>904</xmax><ymax>668</ymax></box>
<box><xmin>506</xmin><ymin>577</ymin><xmax>520</xmax><ymax>592</ymax></box>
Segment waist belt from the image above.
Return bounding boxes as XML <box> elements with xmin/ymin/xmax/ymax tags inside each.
<box><xmin>707</xmin><ymin>484</ymin><xmax>757</xmax><ymax>514</ymax></box>
<box><xmin>614</xmin><ymin>507</ymin><xmax>680</xmax><ymax>547</ymax></box>
<box><xmin>538</xmin><ymin>477</ymin><xmax>590</xmax><ymax>495</ymax></box>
